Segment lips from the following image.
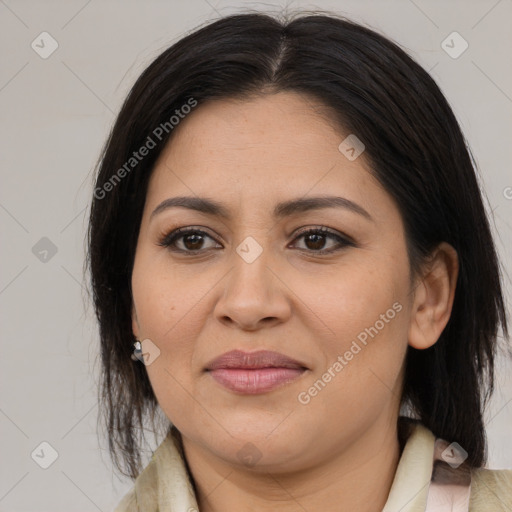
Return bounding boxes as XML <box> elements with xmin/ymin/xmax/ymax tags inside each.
<box><xmin>205</xmin><ymin>350</ymin><xmax>308</xmax><ymax>394</ymax></box>
<box><xmin>205</xmin><ymin>350</ymin><xmax>307</xmax><ymax>371</ymax></box>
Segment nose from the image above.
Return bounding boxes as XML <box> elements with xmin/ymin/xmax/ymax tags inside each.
<box><xmin>213</xmin><ymin>247</ymin><xmax>292</xmax><ymax>331</ymax></box>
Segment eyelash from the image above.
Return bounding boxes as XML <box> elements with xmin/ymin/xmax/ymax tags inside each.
<box><xmin>157</xmin><ymin>226</ymin><xmax>354</xmax><ymax>256</ymax></box>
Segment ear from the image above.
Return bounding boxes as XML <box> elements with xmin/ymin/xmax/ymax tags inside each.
<box><xmin>408</xmin><ymin>242</ymin><xmax>459</xmax><ymax>350</ymax></box>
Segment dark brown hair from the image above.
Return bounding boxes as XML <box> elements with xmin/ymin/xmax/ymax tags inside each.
<box><xmin>86</xmin><ymin>11</ymin><xmax>509</xmax><ymax>478</ymax></box>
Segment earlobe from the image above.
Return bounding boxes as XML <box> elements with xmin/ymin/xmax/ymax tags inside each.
<box><xmin>408</xmin><ymin>242</ymin><xmax>459</xmax><ymax>350</ymax></box>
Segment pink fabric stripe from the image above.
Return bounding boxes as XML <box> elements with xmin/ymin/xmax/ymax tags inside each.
<box><xmin>425</xmin><ymin>439</ymin><xmax>472</xmax><ymax>511</ymax></box>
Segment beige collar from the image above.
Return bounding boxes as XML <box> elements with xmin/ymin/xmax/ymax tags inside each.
<box><xmin>383</xmin><ymin>422</ymin><xmax>436</xmax><ymax>511</ymax></box>
<box><xmin>128</xmin><ymin>422</ymin><xmax>437</xmax><ymax>511</ymax></box>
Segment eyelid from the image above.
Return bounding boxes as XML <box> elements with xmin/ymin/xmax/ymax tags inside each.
<box><xmin>291</xmin><ymin>226</ymin><xmax>354</xmax><ymax>244</ymax></box>
<box><xmin>158</xmin><ymin>225</ymin><xmax>354</xmax><ymax>254</ymax></box>
<box><xmin>157</xmin><ymin>226</ymin><xmax>220</xmax><ymax>250</ymax></box>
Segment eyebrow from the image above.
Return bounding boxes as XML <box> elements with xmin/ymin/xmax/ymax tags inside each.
<box><xmin>150</xmin><ymin>195</ymin><xmax>373</xmax><ymax>222</ymax></box>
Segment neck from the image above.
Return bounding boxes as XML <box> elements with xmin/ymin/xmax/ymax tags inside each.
<box><xmin>181</xmin><ymin>417</ymin><xmax>403</xmax><ymax>512</ymax></box>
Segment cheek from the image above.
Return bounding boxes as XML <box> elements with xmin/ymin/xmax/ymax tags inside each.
<box><xmin>299</xmin><ymin>258</ymin><xmax>410</xmax><ymax>400</ymax></box>
<box><xmin>131</xmin><ymin>250</ymin><xmax>217</xmax><ymax>413</ymax></box>
<box><xmin>307</xmin><ymin>260</ymin><xmax>407</xmax><ymax>346</ymax></box>
<box><xmin>131</xmin><ymin>254</ymin><xmax>184</xmax><ymax>372</ymax></box>
<box><xmin>131</xmin><ymin>246</ymin><xmax>205</xmax><ymax>343</ymax></box>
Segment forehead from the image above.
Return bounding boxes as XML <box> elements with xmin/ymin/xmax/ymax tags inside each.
<box><xmin>160</xmin><ymin>92</ymin><xmax>347</xmax><ymax>166</ymax></box>
<box><xmin>144</xmin><ymin>92</ymin><xmax>393</xmax><ymax>222</ymax></box>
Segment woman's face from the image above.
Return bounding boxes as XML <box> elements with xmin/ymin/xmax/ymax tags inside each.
<box><xmin>131</xmin><ymin>92</ymin><xmax>416</xmax><ymax>471</ymax></box>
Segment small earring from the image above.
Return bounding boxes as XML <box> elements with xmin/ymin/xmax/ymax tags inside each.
<box><xmin>131</xmin><ymin>339</ymin><xmax>143</xmax><ymax>361</ymax></box>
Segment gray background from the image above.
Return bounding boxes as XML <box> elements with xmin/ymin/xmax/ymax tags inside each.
<box><xmin>1</xmin><ymin>0</ymin><xmax>511</xmax><ymax>510</ymax></box>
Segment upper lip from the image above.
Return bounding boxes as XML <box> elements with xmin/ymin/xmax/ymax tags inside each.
<box><xmin>205</xmin><ymin>350</ymin><xmax>308</xmax><ymax>370</ymax></box>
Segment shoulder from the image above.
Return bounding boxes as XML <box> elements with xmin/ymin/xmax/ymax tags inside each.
<box><xmin>469</xmin><ymin>467</ymin><xmax>512</xmax><ymax>511</ymax></box>
<box><xmin>113</xmin><ymin>488</ymin><xmax>136</xmax><ymax>512</ymax></box>
<box><xmin>113</xmin><ymin>455</ymin><xmax>159</xmax><ymax>512</ymax></box>
<box><xmin>113</xmin><ymin>427</ymin><xmax>190</xmax><ymax>512</ymax></box>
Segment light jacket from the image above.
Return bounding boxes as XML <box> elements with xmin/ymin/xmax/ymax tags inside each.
<box><xmin>114</xmin><ymin>422</ymin><xmax>512</xmax><ymax>511</ymax></box>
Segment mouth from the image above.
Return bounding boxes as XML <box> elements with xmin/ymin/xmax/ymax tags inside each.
<box><xmin>205</xmin><ymin>350</ymin><xmax>308</xmax><ymax>395</ymax></box>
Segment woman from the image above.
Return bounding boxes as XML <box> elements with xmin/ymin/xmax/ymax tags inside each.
<box><xmin>86</xmin><ymin>11</ymin><xmax>512</xmax><ymax>511</ymax></box>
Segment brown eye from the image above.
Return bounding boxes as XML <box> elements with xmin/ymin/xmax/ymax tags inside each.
<box><xmin>291</xmin><ymin>227</ymin><xmax>354</xmax><ymax>255</ymax></box>
<box><xmin>303</xmin><ymin>232</ymin><xmax>329</xmax><ymax>251</ymax></box>
<box><xmin>181</xmin><ymin>233</ymin><xmax>206</xmax><ymax>251</ymax></box>
<box><xmin>158</xmin><ymin>228</ymin><xmax>221</xmax><ymax>253</ymax></box>
<box><xmin>158</xmin><ymin>226</ymin><xmax>353</xmax><ymax>256</ymax></box>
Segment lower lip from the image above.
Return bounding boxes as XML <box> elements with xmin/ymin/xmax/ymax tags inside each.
<box><xmin>208</xmin><ymin>367</ymin><xmax>305</xmax><ymax>394</ymax></box>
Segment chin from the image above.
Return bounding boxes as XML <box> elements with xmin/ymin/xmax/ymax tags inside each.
<box><xmin>206</xmin><ymin>417</ymin><xmax>312</xmax><ymax>468</ymax></box>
